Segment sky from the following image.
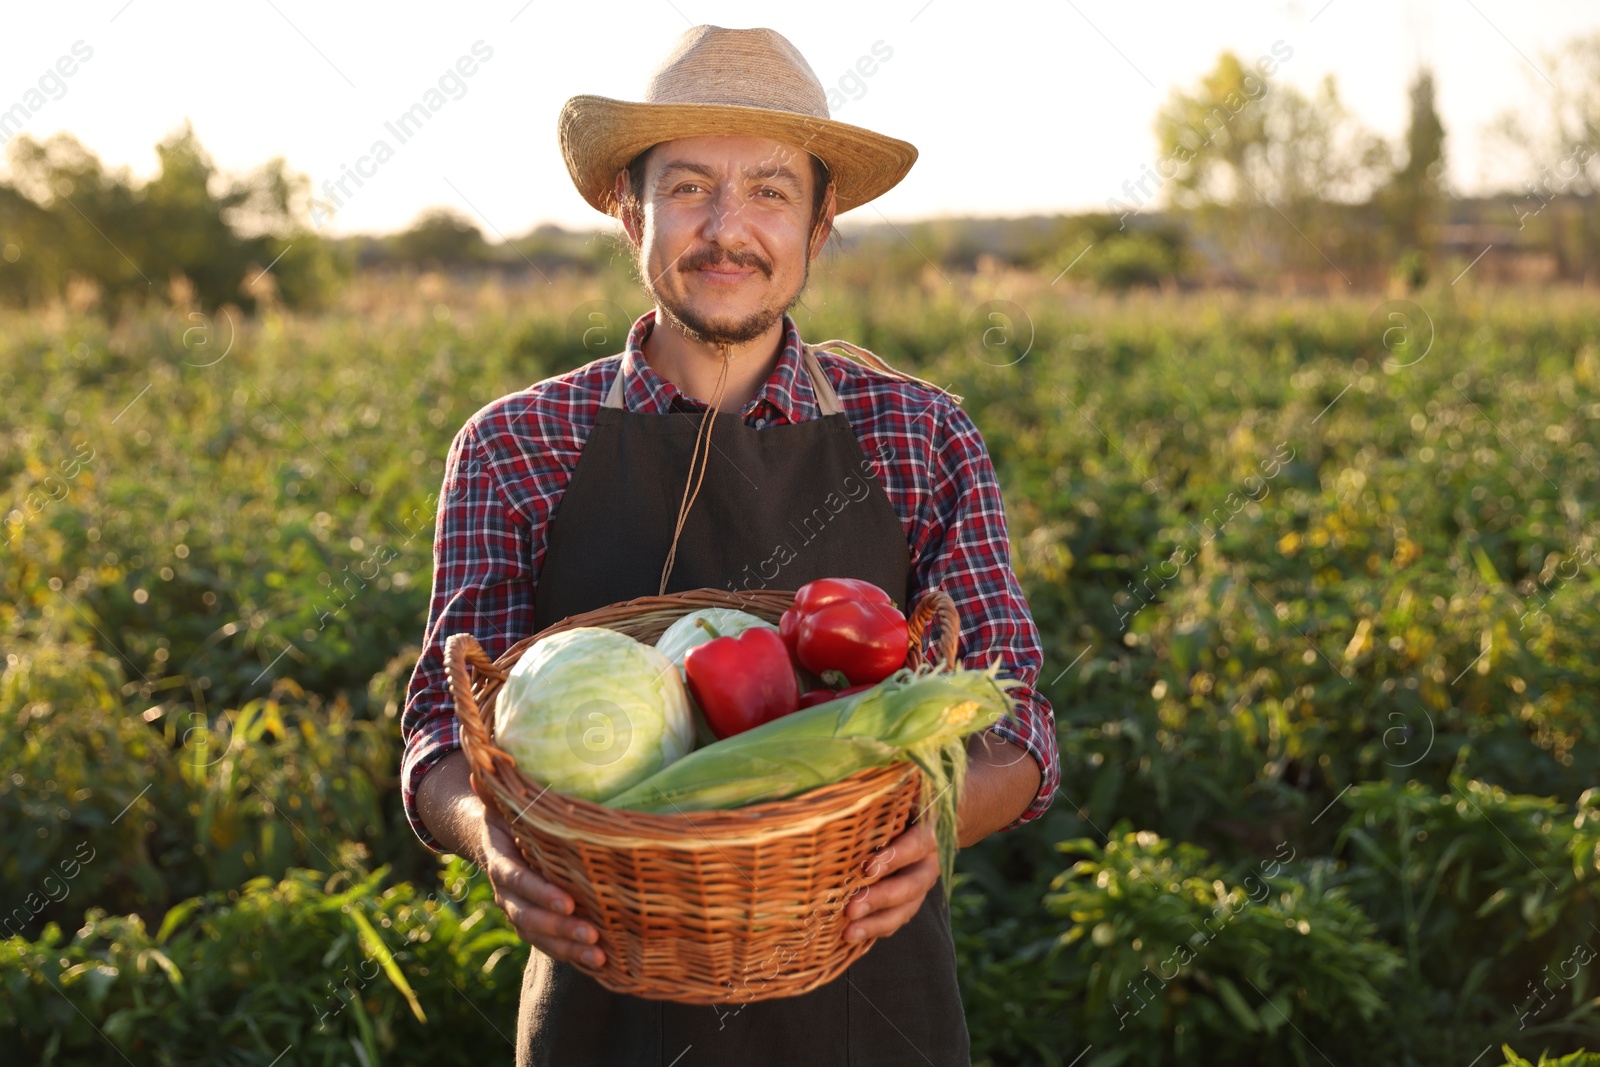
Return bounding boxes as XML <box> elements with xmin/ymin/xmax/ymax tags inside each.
<box><xmin>2</xmin><ymin>0</ymin><xmax>1597</xmax><ymax>237</ymax></box>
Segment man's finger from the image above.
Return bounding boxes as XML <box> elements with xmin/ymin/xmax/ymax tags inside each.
<box><xmin>493</xmin><ymin>862</ymin><xmax>574</xmax><ymax>916</ymax></box>
<box><xmin>863</xmin><ymin>821</ymin><xmax>936</xmax><ymax>878</ymax></box>
<box><xmin>846</xmin><ymin>853</ymin><xmax>939</xmax><ymax>919</ymax></box>
<box><xmin>533</xmin><ymin>934</ymin><xmax>607</xmax><ymax>970</ymax></box>
<box><xmin>485</xmin><ymin>821</ymin><xmax>575</xmax><ymax>914</ymax></box>
<box><xmin>500</xmin><ymin>890</ymin><xmax>602</xmax><ymax>953</ymax></box>
<box><xmin>843</xmin><ymin>897</ymin><xmax>924</xmax><ymax>942</ymax></box>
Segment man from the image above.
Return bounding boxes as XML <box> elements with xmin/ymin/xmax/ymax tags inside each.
<box><xmin>401</xmin><ymin>24</ymin><xmax>1059</xmax><ymax>1066</ymax></box>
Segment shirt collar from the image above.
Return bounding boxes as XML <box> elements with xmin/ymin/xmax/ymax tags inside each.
<box><xmin>618</xmin><ymin>309</ymin><xmax>819</xmax><ymax>424</ymax></box>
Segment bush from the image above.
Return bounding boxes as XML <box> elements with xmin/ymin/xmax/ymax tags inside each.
<box><xmin>959</xmin><ymin>827</ymin><xmax>1403</xmax><ymax>1066</ymax></box>
<box><xmin>1086</xmin><ymin>231</ymin><xmax>1187</xmax><ymax>291</ymax></box>
<box><xmin>1334</xmin><ymin>774</ymin><xmax>1600</xmax><ymax>1055</ymax></box>
<box><xmin>0</xmin><ymin>642</ymin><xmax>420</xmax><ymax>934</ymax></box>
<box><xmin>0</xmin><ymin>859</ymin><xmax>522</xmax><ymax>1065</ymax></box>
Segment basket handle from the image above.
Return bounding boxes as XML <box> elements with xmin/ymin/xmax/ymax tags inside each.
<box><xmin>447</xmin><ymin>587</ymin><xmax>958</xmax><ymax>733</ymax></box>
<box><xmin>905</xmin><ymin>588</ymin><xmax>960</xmax><ymax>671</ymax></box>
<box><xmin>446</xmin><ymin>632</ymin><xmax>515</xmax><ymax>795</ymax></box>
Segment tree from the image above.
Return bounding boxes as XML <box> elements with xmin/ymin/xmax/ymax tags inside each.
<box><xmin>0</xmin><ymin>123</ymin><xmax>345</xmax><ymax>312</ymax></box>
<box><xmin>388</xmin><ymin>208</ymin><xmax>490</xmax><ymax>269</ymax></box>
<box><xmin>2</xmin><ymin>132</ymin><xmax>145</xmax><ymax>306</ymax></box>
<box><xmin>1152</xmin><ymin>52</ymin><xmax>1271</xmax><ymax>210</ymax></box>
<box><xmin>1488</xmin><ymin>33</ymin><xmax>1600</xmax><ymax>281</ymax></box>
<box><xmin>1153</xmin><ymin>54</ymin><xmax>1389</xmax><ymax>282</ymax></box>
<box><xmin>1382</xmin><ymin>70</ymin><xmax>1447</xmax><ymax>257</ymax></box>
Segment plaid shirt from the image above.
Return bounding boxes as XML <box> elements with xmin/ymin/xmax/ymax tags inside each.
<box><xmin>401</xmin><ymin>310</ymin><xmax>1059</xmax><ymax>851</ymax></box>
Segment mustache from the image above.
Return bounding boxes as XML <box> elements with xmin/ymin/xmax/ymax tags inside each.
<box><xmin>677</xmin><ymin>245</ymin><xmax>772</xmax><ymax>278</ymax></box>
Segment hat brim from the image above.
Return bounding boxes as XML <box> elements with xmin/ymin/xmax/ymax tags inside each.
<box><xmin>558</xmin><ymin>94</ymin><xmax>917</xmax><ymax>217</ymax></box>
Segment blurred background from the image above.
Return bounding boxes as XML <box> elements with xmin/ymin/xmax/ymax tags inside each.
<box><xmin>3</xmin><ymin>2</ymin><xmax>1600</xmax><ymax>1065</ymax></box>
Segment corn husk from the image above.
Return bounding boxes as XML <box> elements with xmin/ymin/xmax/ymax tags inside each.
<box><xmin>603</xmin><ymin>661</ymin><xmax>1022</xmax><ymax>892</ymax></box>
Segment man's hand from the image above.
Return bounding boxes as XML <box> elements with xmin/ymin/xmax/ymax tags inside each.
<box><xmin>481</xmin><ymin>807</ymin><xmax>606</xmax><ymax>969</ymax></box>
<box><xmin>417</xmin><ymin>749</ymin><xmax>604</xmax><ymax>969</ymax></box>
<box><xmin>841</xmin><ymin>819</ymin><xmax>938</xmax><ymax>943</ymax></box>
<box><xmin>838</xmin><ymin>731</ymin><xmax>1043</xmax><ymax>943</ymax></box>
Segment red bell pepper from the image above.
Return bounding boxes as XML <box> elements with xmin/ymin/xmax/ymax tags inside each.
<box><xmin>683</xmin><ymin>623</ymin><xmax>799</xmax><ymax>739</ymax></box>
<box><xmin>780</xmin><ymin>578</ymin><xmax>909</xmax><ymax>686</ymax></box>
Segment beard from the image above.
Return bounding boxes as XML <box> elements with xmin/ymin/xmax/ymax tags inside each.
<box><xmin>641</xmin><ymin>242</ymin><xmax>810</xmax><ymax>347</ymax></box>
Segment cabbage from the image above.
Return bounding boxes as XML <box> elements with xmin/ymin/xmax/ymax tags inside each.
<box><xmin>494</xmin><ymin>626</ymin><xmax>693</xmax><ymax>801</ymax></box>
<box><xmin>654</xmin><ymin>608</ymin><xmax>775</xmax><ymax>675</ymax></box>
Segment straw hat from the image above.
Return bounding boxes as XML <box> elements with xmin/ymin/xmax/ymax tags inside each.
<box><xmin>558</xmin><ymin>25</ymin><xmax>918</xmax><ymax>218</ymax></box>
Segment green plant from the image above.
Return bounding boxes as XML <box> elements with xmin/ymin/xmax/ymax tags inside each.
<box><xmin>1498</xmin><ymin>1048</ymin><xmax>1600</xmax><ymax>1067</ymax></box>
<box><xmin>0</xmin><ymin>859</ymin><xmax>522</xmax><ymax>1065</ymax></box>
<box><xmin>1334</xmin><ymin>774</ymin><xmax>1600</xmax><ymax>1050</ymax></box>
<box><xmin>0</xmin><ymin>641</ymin><xmax>413</xmax><ymax>929</ymax></box>
<box><xmin>957</xmin><ymin>823</ymin><xmax>1414</xmax><ymax>1066</ymax></box>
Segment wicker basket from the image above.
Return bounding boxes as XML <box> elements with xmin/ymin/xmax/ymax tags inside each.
<box><xmin>446</xmin><ymin>586</ymin><xmax>960</xmax><ymax>1005</ymax></box>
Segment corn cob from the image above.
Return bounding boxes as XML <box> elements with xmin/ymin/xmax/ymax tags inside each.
<box><xmin>603</xmin><ymin>662</ymin><xmax>1022</xmax><ymax>891</ymax></box>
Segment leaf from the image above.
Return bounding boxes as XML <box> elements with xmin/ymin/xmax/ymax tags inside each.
<box><xmin>347</xmin><ymin>1002</ymin><xmax>379</xmax><ymax>1067</ymax></box>
<box><xmin>1210</xmin><ymin>975</ymin><xmax>1262</xmax><ymax>1033</ymax></box>
<box><xmin>321</xmin><ymin>931</ymin><xmax>352</xmax><ymax>969</ymax></box>
<box><xmin>1460</xmin><ymin>957</ymin><xmax>1493</xmax><ymax>1003</ymax></box>
<box><xmin>1258</xmin><ymin>985</ymin><xmax>1293</xmax><ymax>1036</ymax></box>
<box><xmin>101</xmin><ymin>1008</ymin><xmax>140</xmax><ymax>1044</ymax></box>
<box><xmin>1472</xmin><ymin>545</ymin><xmax>1502</xmax><ymax>587</ymax></box>
<box><xmin>1498</xmin><ymin>1044</ymin><xmax>1530</xmax><ymax>1067</ymax></box>
<box><xmin>140</xmin><ymin>948</ymin><xmax>184</xmax><ymax>988</ymax></box>
<box><xmin>155</xmin><ymin>899</ymin><xmax>200</xmax><ymax>944</ymax></box>
<box><xmin>1340</xmin><ymin>826</ymin><xmax>1404</xmax><ymax>878</ymax></box>
<box><xmin>347</xmin><ymin>905</ymin><xmax>427</xmax><ymax>1024</ymax></box>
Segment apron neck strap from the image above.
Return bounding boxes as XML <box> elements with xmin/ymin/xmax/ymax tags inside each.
<box><xmin>805</xmin><ymin>338</ymin><xmax>965</xmax><ymax>405</ymax></box>
<box><xmin>603</xmin><ymin>343</ymin><xmax>846</xmax><ymax>415</ymax></box>
<box><xmin>800</xmin><ymin>344</ymin><xmax>844</xmax><ymax>416</ymax></box>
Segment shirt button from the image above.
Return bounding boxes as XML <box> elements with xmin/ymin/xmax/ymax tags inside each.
<box><xmin>755</xmin><ymin>417</ymin><xmax>767</xmax><ymax>428</ymax></box>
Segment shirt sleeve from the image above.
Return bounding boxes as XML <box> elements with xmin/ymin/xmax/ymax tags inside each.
<box><xmin>400</xmin><ymin>420</ymin><xmax>537</xmax><ymax>853</ymax></box>
<box><xmin>908</xmin><ymin>398</ymin><xmax>1059</xmax><ymax>831</ymax></box>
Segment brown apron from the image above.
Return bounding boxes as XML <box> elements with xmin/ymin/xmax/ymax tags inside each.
<box><xmin>514</xmin><ymin>345</ymin><xmax>971</xmax><ymax>1066</ymax></box>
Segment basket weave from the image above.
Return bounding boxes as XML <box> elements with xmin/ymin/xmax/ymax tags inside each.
<box><xmin>447</xmin><ymin>586</ymin><xmax>960</xmax><ymax>1005</ymax></box>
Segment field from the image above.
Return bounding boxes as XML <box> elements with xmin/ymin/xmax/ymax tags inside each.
<box><xmin>3</xmin><ymin>263</ymin><xmax>1600</xmax><ymax>1066</ymax></box>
